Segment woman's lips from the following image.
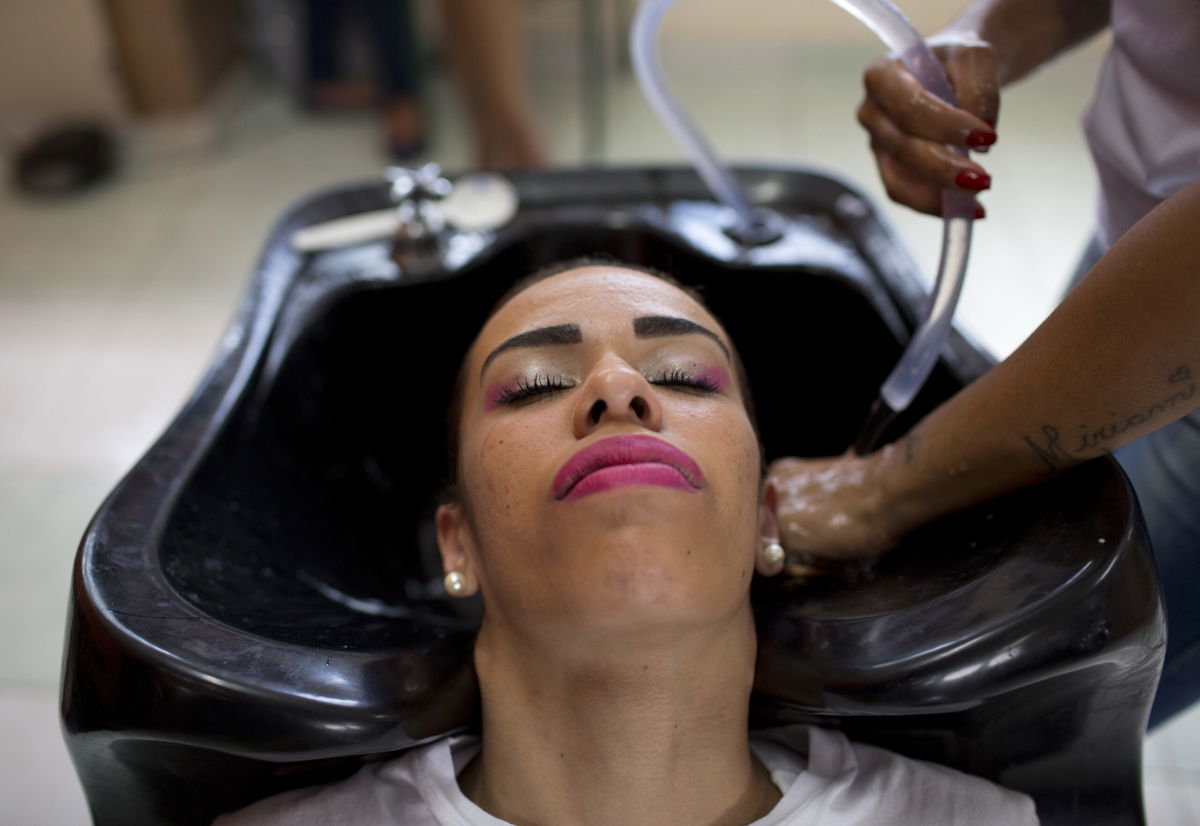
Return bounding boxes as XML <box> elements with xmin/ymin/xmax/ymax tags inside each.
<box><xmin>553</xmin><ymin>434</ymin><xmax>706</xmax><ymax>502</ymax></box>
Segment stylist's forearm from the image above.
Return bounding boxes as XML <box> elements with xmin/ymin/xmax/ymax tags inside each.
<box><xmin>939</xmin><ymin>0</ymin><xmax>1111</xmax><ymax>85</ymax></box>
<box><xmin>880</xmin><ymin>180</ymin><xmax>1200</xmax><ymax>529</ymax></box>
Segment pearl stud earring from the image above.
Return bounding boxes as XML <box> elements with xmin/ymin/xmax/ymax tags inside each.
<box><xmin>444</xmin><ymin>570</ymin><xmax>467</xmax><ymax>596</ymax></box>
<box><xmin>760</xmin><ymin>541</ymin><xmax>785</xmax><ymax>575</ymax></box>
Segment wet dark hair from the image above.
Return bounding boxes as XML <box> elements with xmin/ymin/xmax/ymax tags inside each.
<box><xmin>442</xmin><ymin>256</ymin><xmax>760</xmax><ymax>501</ymax></box>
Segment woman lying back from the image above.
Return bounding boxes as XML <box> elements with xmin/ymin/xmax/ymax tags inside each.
<box><xmin>215</xmin><ymin>261</ymin><xmax>1035</xmax><ymax>825</ymax></box>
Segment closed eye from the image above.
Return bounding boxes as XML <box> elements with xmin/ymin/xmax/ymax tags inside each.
<box><xmin>492</xmin><ymin>373</ymin><xmax>576</xmax><ymax>405</ymax></box>
<box><xmin>651</xmin><ymin>368</ymin><xmax>722</xmax><ymax>393</ymax></box>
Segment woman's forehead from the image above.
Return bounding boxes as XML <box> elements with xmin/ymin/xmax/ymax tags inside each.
<box><xmin>473</xmin><ymin>267</ymin><xmax>718</xmax><ymax>358</ymax></box>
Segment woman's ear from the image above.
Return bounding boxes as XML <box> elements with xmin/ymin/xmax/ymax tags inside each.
<box><xmin>755</xmin><ymin>480</ymin><xmax>784</xmax><ymax>577</ymax></box>
<box><xmin>758</xmin><ymin>480</ymin><xmax>780</xmax><ymax>544</ymax></box>
<box><xmin>436</xmin><ymin>503</ymin><xmax>481</xmax><ymax>597</ymax></box>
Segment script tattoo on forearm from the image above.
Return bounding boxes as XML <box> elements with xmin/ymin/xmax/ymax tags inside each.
<box><xmin>1024</xmin><ymin>365</ymin><xmax>1196</xmax><ymax>473</ymax></box>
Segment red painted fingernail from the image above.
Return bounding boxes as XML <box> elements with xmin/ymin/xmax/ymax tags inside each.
<box><xmin>974</xmin><ymin>204</ymin><xmax>986</xmax><ymax>220</ymax></box>
<box><xmin>955</xmin><ymin>170</ymin><xmax>991</xmax><ymax>191</ymax></box>
<box><xmin>966</xmin><ymin>130</ymin><xmax>997</xmax><ymax>148</ymax></box>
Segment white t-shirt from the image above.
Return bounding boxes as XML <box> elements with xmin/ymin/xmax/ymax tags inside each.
<box><xmin>213</xmin><ymin>725</ymin><xmax>1037</xmax><ymax>825</ymax></box>
<box><xmin>1082</xmin><ymin>0</ymin><xmax>1200</xmax><ymax>249</ymax></box>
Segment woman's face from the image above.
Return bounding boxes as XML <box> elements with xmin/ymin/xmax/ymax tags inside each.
<box><xmin>437</xmin><ymin>265</ymin><xmax>772</xmax><ymax>641</ymax></box>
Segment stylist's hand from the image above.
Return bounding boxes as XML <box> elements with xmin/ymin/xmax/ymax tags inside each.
<box><xmin>767</xmin><ymin>451</ymin><xmax>907</xmax><ymax>564</ymax></box>
<box><xmin>858</xmin><ymin>34</ymin><xmax>1001</xmax><ymax>216</ymax></box>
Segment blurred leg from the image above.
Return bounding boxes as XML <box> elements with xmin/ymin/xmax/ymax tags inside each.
<box><xmin>361</xmin><ymin>0</ymin><xmax>420</xmax><ymax>98</ymax></box>
<box><xmin>303</xmin><ymin>0</ymin><xmax>377</xmax><ymax>110</ymax></box>
<box><xmin>304</xmin><ymin>0</ymin><xmax>341</xmax><ymax>88</ymax></box>
<box><xmin>361</xmin><ymin>0</ymin><xmax>426</xmax><ymax>157</ymax></box>
<box><xmin>438</xmin><ymin>0</ymin><xmax>547</xmax><ymax>169</ymax></box>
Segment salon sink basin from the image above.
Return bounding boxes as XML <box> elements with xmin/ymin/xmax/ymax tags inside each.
<box><xmin>61</xmin><ymin>166</ymin><xmax>1162</xmax><ymax>825</ymax></box>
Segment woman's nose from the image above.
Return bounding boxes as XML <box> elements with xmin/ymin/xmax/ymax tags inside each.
<box><xmin>572</xmin><ymin>361</ymin><xmax>663</xmax><ymax>437</ymax></box>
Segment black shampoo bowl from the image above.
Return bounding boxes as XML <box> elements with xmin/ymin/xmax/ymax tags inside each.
<box><xmin>61</xmin><ymin>166</ymin><xmax>1163</xmax><ymax>825</ymax></box>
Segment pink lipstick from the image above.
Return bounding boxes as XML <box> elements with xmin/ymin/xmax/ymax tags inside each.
<box><xmin>553</xmin><ymin>434</ymin><xmax>705</xmax><ymax>502</ymax></box>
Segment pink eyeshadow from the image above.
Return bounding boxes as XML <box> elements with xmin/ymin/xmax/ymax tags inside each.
<box><xmin>483</xmin><ymin>381</ymin><xmax>512</xmax><ymax>411</ymax></box>
<box><xmin>695</xmin><ymin>365</ymin><xmax>731</xmax><ymax>391</ymax></box>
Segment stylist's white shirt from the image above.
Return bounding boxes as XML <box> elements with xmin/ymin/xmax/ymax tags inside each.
<box><xmin>213</xmin><ymin>724</ymin><xmax>1037</xmax><ymax>825</ymax></box>
<box><xmin>1083</xmin><ymin>0</ymin><xmax>1200</xmax><ymax>250</ymax></box>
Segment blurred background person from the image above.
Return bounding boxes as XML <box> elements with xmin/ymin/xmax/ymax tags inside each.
<box><xmin>300</xmin><ymin>0</ymin><xmax>547</xmax><ymax>167</ymax></box>
<box><xmin>439</xmin><ymin>0</ymin><xmax>548</xmax><ymax>169</ymax></box>
<box><xmin>302</xmin><ymin>0</ymin><xmax>426</xmax><ymax>160</ymax></box>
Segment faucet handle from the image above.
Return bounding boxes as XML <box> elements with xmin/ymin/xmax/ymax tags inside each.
<box><xmin>387</xmin><ymin>163</ymin><xmax>452</xmax><ymax>204</ymax></box>
<box><xmin>387</xmin><ymin>164</ymin><xmax>453</xmax><ymax>270</ymax></box>
<box><xmin>290</xmin><ymin>165</ymin><xmax>454</xmax><ymax>254</ymax></box>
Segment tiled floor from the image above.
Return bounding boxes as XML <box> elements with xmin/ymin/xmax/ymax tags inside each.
<box><xmin>2</xmin><ymin>3</ymin><xmax>1198</xmax><ymax>823</ymax></box>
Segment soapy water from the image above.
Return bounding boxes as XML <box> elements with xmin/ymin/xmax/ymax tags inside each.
<box><xmin>631</xmin><ymin>0</ymin><xmax>976</xmax><ymax>446</ymax></box>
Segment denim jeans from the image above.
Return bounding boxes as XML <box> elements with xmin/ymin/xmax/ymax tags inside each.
<box><xmin>305</xmin><ymin>0</ymin><xmax>419</xmax><ymax>98</ymax></box>
<box><xmin>1117</xmin><ymin>416</ymin><xmax>1200</xmax><ymax>728</ymax></box>
<box><xmin>1071</xmin><ymin>234</ymin><xmax>1200</xmax><ymax>728</ymax></box>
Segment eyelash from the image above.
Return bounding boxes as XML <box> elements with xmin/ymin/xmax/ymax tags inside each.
<box><xmin>652</xmin><ymin>368</ymin><xmax>722</xmax><ymax>393</ymax></box>
<box><xmin>493</xmin><ymin>374</ymin><xmax>576</xmax><ymax>405</ymax></box>
<box><xmin>493</xmin><ymin>368</ymin><xmax>720</xmax><ymax>406</ymax></box>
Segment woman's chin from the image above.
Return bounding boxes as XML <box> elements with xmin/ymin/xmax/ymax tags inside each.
<box><xmin>549</xmin><ymin>495</ymin><xmax>720</xmax><ymax>547</ymax></box>
<box><xmin>556</xmin><ymin>560</ymin><xmax>747</xmax><ymax>638</ymax></box>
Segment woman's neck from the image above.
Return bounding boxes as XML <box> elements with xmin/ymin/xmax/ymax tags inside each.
<box><xmin>459</xmin><ymin>608</ymin><xmax>780</xmax><ymax>826</ymax></box>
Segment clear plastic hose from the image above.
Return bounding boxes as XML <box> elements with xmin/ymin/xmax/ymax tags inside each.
<box><xmin>631</xmin><ymin>0</ymin><xmax>762</xmax><ymax>238</ymax></box>
<box><xmin>630</xmin><ymin>0</ymin><xmax>977</xmax><ymax>443</ymax></box>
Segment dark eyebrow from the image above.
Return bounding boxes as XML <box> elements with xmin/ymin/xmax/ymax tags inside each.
<box><xmin>633</xmin><ymin>316</ymin><xmax>730</xmax><ymax>360</ymax></box>
<box><xmin>480</xmin><ymin>323</ymin><xmax>583</xmax><ymax>378</ymax></box>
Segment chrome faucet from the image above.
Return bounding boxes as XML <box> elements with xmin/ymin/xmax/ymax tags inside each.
<box><xmin>387</xmin><ymin>163</ymin><xmax>453</xmax><ymax>271</ymax></box>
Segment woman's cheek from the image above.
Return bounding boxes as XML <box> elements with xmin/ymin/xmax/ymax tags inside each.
<box><xmin>477</xmin><ymin>417</ymin><xmax>551</xmax><ymax>494</ymax></box>
<box><xmin>672</xmin><ymin>397</ymin><xmax>733</xmax><ymax>434</ymax></box>
<box><xmin>688</xmin><ymin>403</ymin><xmax>760</xmax><ymax>485</ymax></box>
